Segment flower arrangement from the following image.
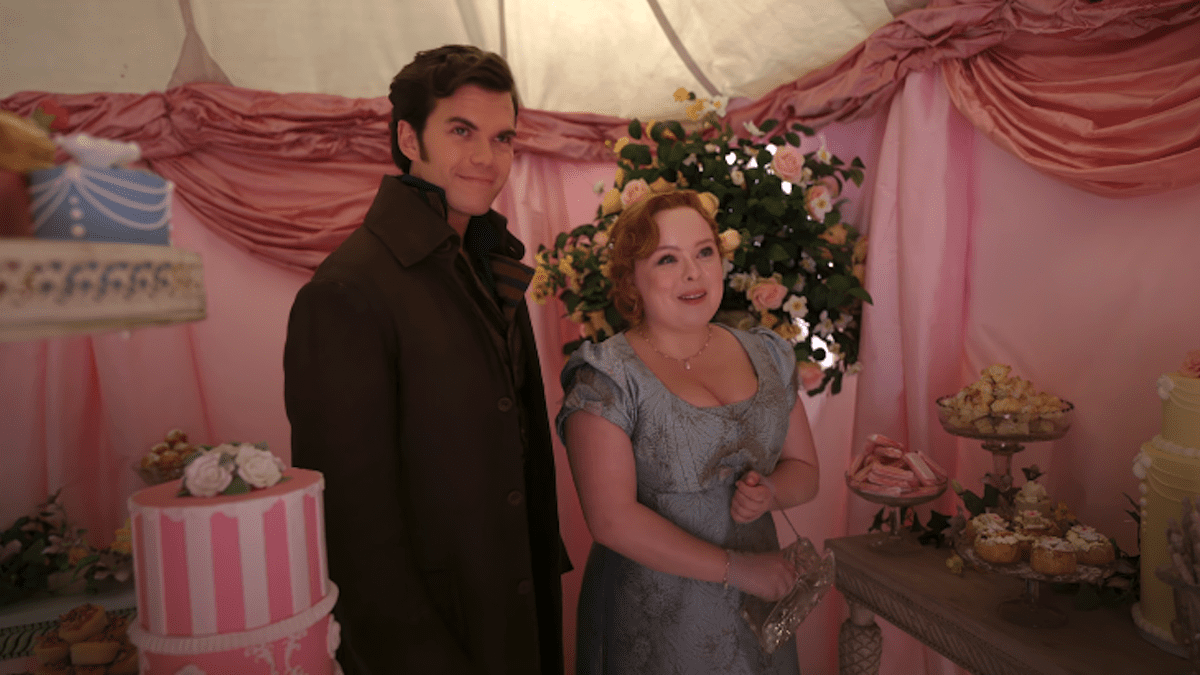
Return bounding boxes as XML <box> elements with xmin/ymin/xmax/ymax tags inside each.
<box><xmin>179</xmin><ymin>442</ymin><xmax>288</xmax><ymax>498</ymax></box>
<box><xmin>532</xmin><ymin>89</ymin><xmax>870</xmax><ymax>395</ymax></box>
<box><xmin>0</xmin><ymin>491</ymin><xmax>133</xmax><ymax>605</ymax></box>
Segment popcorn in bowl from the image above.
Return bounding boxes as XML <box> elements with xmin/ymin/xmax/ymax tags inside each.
<box><xmin>937</xmin><ymin>364</ymin><xmax>1072</xmax><ymax>439</ymax></box>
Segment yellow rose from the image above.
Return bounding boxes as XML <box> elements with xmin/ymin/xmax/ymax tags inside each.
<box><xmin>614</xmin><ymin>167</ymin><xmax>625</xmax><ymax>186</ymax></box>
<box><xmin>819</xmin><ymin>222</ymin><xmax>848</xmax><ymax>246</ymax></box>
<box><xmin>613</xmin><ymin>137</ymin><xmax>630</xmax><ymax>155</ymax></box>
<box><xmin>649</xmin><ymin>176</ymin><xmax>674</xmax><ymax>193</ymax></box>
<box><xmin>774</xmin><ymin>322</ymin><xmax>801</xmax><ymax>341</ymax></box>
<box><xmin>718</xmin><ymin>229</ymin><xmax>741</xmax><ymax>259</ymax></box>
<box><xmin>697</xmin><ymin>192</ymin><xmax>720</xmax><ymax>217</ymax></box>
<box><xmin>601</xmin><ymin>188</ymin><xmax>623</xmax><ymax>216</ymax></box>
<box><xmin>758</xmin><ymin>311</ymin><xmax>779</xmax><ymax>329</ymax></box>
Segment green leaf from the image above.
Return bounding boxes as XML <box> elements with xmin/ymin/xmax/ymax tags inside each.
<box><xmin>628</xmin><ymin>119</ymin><xmax>642</xmax><ymax>140</ymax></box>
<box><xmin>769</xmin><ymin>135</ymin><xmax>786</xmax><ymax>147</ymax></box>
<box><xmin>224</xmin><ymin>475</ymin><xmax>251</xmax><ymax>495</ymax></box>
<box><xmin>666</xmin><ymin>120</ymin><xmax>686</xmax><ymax>140</ymax></box>
<box><xmin>849</xmin><ymin>287</ymin><xmax>872</xmax><ymax>303</ymax></box>
<box><xmin>620</xmin><ymin>143</ymin><xmax>653</xmax><ymax>167</ymax></box>
<box><xmin>767</xmin><ymin>243</ymin><xmax>790</xmax><ymax>262</ymax></box>
<box><xmin>785</xmin><ymin>132</ymin><xmax>801</xmax><ymax>147</ymax></box>
<box><xmin>762</xmin><ymin>197</ymin><xmax>787</xmax><ymax>217</ymax></box>
<box><xmin>759</xmin><ymin>119</ymin><xmax>779</xmax><ymax>133</ymax></box>
<box><xmin>791</xmin><ymin>122</ymin><xmax>816</xmax><ymax>136</ymax></box>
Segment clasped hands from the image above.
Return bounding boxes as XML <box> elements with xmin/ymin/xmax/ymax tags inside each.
<box><xmin>725</xmin><ymin>470</ymin><xmax>797</xmax><ymax>601</ymax></box>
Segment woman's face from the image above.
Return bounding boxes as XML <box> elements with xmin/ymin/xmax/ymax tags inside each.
<box><xmin>632</xmin><ymin>206</ymin><xmax>725</xmax><ymax>331</ymax></box>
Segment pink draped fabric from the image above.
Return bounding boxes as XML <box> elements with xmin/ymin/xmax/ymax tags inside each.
<box><xmin>3</xmin><ymin>0</ymin><xmax>1196</xmax><ymax>278</ymax></box>
<box><xmin>746</xmin><ymin>0</ymin><xmax>1200</xmax><ymax>196</ymax></box>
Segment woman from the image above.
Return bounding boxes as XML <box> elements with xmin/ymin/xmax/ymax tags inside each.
<box><xmin>557</xmin><ymin>189</ymin><xmax>820</xmax><ymax>674</ymax></box>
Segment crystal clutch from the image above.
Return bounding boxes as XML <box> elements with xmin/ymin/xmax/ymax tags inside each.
<box><xmin>739</xmin><ymin>535</ymin><xmax>836</xmax><ymax>654</ymax></box>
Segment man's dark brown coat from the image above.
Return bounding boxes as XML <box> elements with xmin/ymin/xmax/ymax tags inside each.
<box><xmin>285</xmin><ymin>176</ymin><xmax>566</xmax><ymax>675</ymax></box>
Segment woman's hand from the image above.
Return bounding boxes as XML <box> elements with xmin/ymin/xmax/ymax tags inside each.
<box><xmin>725</xmin><ymin>550</ymin><xmax>796</xmax><ymax>601</ymax></box>
<box><xmin>731</xmin><ymin>470</ymin><xmax>775</xmax><ymax>523</ymax></box>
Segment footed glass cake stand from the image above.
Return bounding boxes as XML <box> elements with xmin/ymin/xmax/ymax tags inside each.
<box><xmin>938</xmin><ymin>396</ymin><xmax>1079</xmax><ymax>627</ymax></box>
<box><xmin>935</xmin><ymin>397</ymin><xmax>1075</xmax><ymax>517</ymax></box>
<box><xmin>846</xmin><ymin>477</ymin><xmax>946</xmax><ymax>556</ymax></box>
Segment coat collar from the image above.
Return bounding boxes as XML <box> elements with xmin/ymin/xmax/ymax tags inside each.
<box><xmin>362</xmin><ymin>174</ymin><xmax>525</xmax><ymax>267</ymax></box>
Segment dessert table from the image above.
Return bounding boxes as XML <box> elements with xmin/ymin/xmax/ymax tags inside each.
<box><xmin>826</xmin><ymin>534</ymin><xmax>1187</xmax><ymax>675</ymax></box>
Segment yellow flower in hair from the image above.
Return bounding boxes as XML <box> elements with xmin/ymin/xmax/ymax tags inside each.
<box><xmin>601</xmin><ymin>188</ymin><xmax>623</xmax><ymax>216</ymax></box>
<box><xmin>686</xmin><ymin>100</ymin><xmax>705</xmax><ymax>121</ymax></box>
<box><xmin>649</xmin><ymin>177</ymin><xmax>674</xmax><ymax>193</ymax></box>
<box><xmin>673</xmin><ymin>87</ymin><xmax>690</xmax><ymax>102</ymax></box>
<box><xmin>697</xmin><ymin>192</ymin><xmax>720</xmax><ymax>217</ymax></box>
<box><xmin>613</xmin><ymin>137</ymin><xmax>630</xmax><ymax>155</ymax></box>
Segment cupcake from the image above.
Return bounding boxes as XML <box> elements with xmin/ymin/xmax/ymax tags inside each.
<box><xmin>1030</xmin><ymin>536</ymin><xmax>1077</xmax><ymax>576</ymax></box>
<box><xmin>1065</xmin><ymin>524</ymin><xmax>1115</xmax><ymax>566</ymax></box>
<box><xmin>966</xmin><ymin>513</ymin><xmax>1010</xmax><ymax>541</ymax></box>
<box><xmin>974</xmin><ymin>530</ymin><xmax>1021</xmax><ymax>564</ymax></box>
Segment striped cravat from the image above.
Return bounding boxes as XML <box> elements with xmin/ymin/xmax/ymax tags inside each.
<box><xmin>464</xmin><ymin>218</ymin><xmax>533</xmax><ymax>322</ymax></box>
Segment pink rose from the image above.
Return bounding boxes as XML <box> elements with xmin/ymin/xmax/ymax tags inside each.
<box><xmin>620</xmin><ymin>178</ymin><xmax>651</xmax><ymax>207</ymax></box>
<box><xmin>771</xmin><ymin>146</ymin><xmax>806</xmax><ymax>184</ymax></box>
<box><xmin>797</xmin><ymin>362</ymin><xmax>824</xmax><ymax>393</ymax></box>
<box><xmin>747</xmin><ymin>279</ymin><xmax>788</xmax><ymax>311</ymax></box>
<box><xmin>1181</xmin><ymin>350</ymin><xmax>1200</xmax><ymax>378</ymax></box>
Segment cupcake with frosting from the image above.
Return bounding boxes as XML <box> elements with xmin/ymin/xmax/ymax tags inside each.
<box><xmin>1065</xmin><ymin>524</ymin><xmax>1115</xmax><ymax>566</ymax></box>
<box><xmin>1013</xmin><ymin>480</ymin><xmax>1051</xmax><ymax>516</ymax></box>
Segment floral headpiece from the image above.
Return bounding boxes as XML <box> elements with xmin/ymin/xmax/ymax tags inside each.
<box><xmin>179</xmin><ymin>442</ymin><xmax>288</xmax><ymax>498</ymax></box>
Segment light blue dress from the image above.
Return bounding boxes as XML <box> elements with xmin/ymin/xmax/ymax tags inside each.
<box><xmin>557</xmin><ymin>325</ymin><xmax>801</xmax><ymax>675</ymax></box>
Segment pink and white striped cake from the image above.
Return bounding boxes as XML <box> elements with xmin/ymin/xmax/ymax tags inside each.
<box><xmin>126</xmin><ymin>467</ymin><xmax>342</xmax><ymax>674</ymax></box>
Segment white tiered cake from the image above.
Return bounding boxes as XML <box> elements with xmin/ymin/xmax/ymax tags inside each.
<box><xmin>1133</xmin><ymin>352</ymin><xmax>1200</xmax><ymax>654</ymax></box>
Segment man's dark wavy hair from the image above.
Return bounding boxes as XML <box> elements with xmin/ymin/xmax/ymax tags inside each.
<box><xmin>388</xmin><ymin>45</ymin><xmax>519</xmax><ymax>173</ymax></box>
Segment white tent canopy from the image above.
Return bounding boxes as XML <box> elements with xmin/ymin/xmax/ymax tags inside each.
<box><xmin>0</xmin><ymin>0</ymin><xmax>914</xmax><ymax>118</ymax></box>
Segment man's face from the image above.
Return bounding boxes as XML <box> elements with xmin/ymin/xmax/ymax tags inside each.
<box><xmin>398</xmin><ymin>84</ymin><xmax>516</xmax><ymax>233</ymax></box>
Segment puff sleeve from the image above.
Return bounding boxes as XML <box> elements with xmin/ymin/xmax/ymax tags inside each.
<box><xmin>556</xmin><ymin>338</ymin><xmax>639</xmax><ymax>442</ymax></box>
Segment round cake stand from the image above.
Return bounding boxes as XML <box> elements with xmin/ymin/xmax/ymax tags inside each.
<box><xmin>847</xmin><ymin>480</ymin><xmax>946</xmax><ymax>556</ymax></box>
<box><xmin>935</xmin><ymin>397</ymin><xmax>1075</xmax><ymax>518</ymax></box>
<box><xmin>997</xmin><ymin>577</ymin><xmax>1067</xmax><ymax>629</ymax></box>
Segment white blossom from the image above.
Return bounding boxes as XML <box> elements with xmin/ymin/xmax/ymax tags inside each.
<box><xmin>783</xmin><ymin>295</ymin><xmax>808</xmax><ymax>318</ymax></box>
<box><xmin>814</xmin><ymin>311</ymin><xmax>835</xmax><ymax>339</ymax></box>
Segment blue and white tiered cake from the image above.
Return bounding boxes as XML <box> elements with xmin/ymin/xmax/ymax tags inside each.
<box><xmin>28</xmin><ymin>134</ymin><xmax>173</xmax><ymax>245</ymax></box>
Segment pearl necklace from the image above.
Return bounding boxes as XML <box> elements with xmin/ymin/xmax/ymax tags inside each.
<box><xmin>639</xmin><ymin>325</ymin><xmax>713</xmax><ymax>371</ymax></box>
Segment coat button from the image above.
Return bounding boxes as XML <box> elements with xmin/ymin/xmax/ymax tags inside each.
<box><xmin>517</xmin><ymin>580</ymin><xmax>533</xmax><ymax>595</ymax></box>
<box><xmin>507</xmin><ymin>490</ymin><xmax>523</xmax><ymax>506</ymax></box>
<box><xmin>497</xmin><ymin>397</ymin><xmax>514</xmax><ymax>412</ymax></box>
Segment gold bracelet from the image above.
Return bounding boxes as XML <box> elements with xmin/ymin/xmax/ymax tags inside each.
<box><xmin>722</xmin><ymin>550</ymin><xmax>732</xmax><ymax>589</ymax></box>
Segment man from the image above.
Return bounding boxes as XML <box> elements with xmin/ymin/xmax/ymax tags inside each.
<box><xmin>284</xmin><ymin>45</ymin><xmax>567</xmax><ymax>674</ymax></box>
